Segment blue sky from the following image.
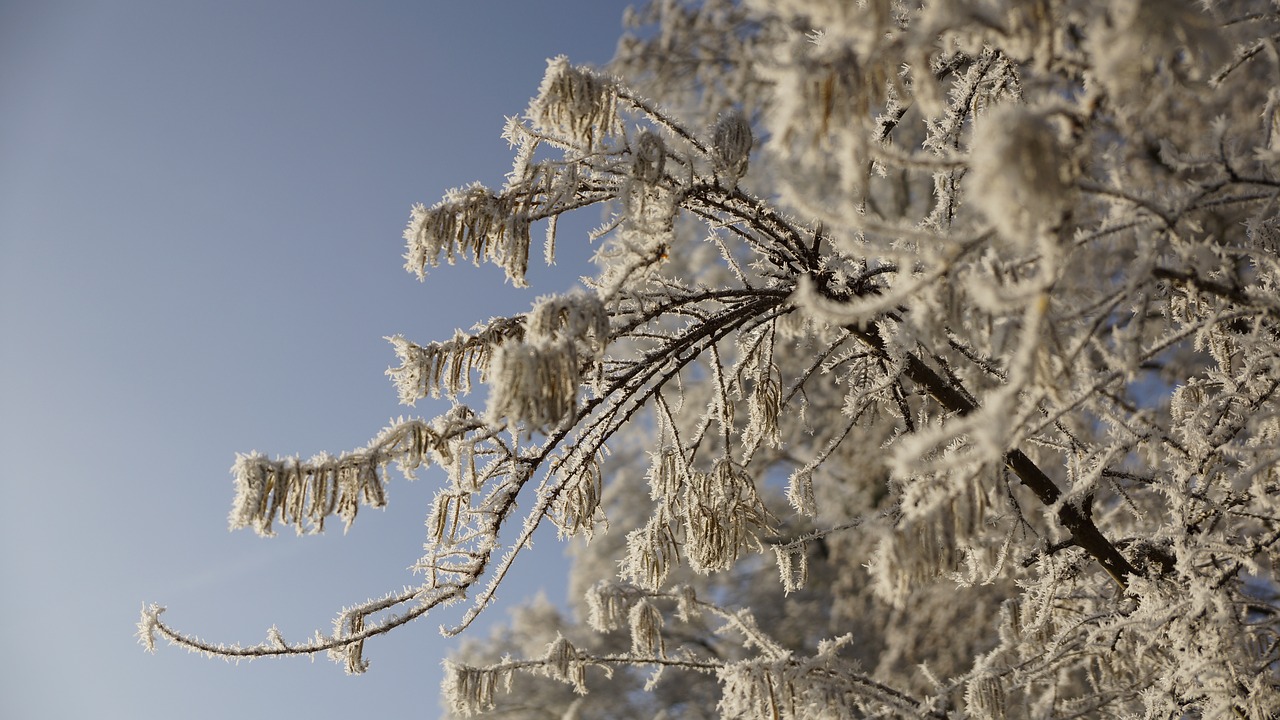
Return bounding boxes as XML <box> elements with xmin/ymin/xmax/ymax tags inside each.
<box><xmin>0</xmin><ymin>2</ymin><xmax>630</xmax><ymax>717</ymax></box>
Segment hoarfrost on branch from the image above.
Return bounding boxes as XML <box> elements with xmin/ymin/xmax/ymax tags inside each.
<box><xmin>142</xmin><ymin>1</ymin><xmax>1280</xmax><ymax>717</ymax></box>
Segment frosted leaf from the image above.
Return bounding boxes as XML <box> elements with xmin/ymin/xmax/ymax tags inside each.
<box><xmin>1246</xmin><ymin>213</ymin><xmax>1280</xmax><ymax>253</ymax></box>
<box><xmin>403</xmin><ymin>183</ymin><xmax>532</xmax><ymax>286</ymax></box>
<box><xmin>674</xmin><ymin>585</ymin><xmax>700</xmax><ymax>623</ymax></box>
<box><xmin>746</xmin><ymin>0</ymin><xmax>888</xmax><ymax>55</ymax></box>
<box><xmin>717</xmin><ymin>660</ymin><xmax>779</xmax><ymax>720</ymax></box>
<box><xmin>226</xmin><ymin>419</ymin><xmax>448</xmax><ymax>537</ymax></box>
<box><xmin>683</xmin><ymin>460</ymin><xmax>774</xmax><ymax>574</ymax></box>
<box><xmin>503</xmin><ymin>115</ymin><xmax>538</xmax><ymax>187</ymax></box>
<box><xmin>525</xmin><ymin>291</ymin><xmax>610</xmax><ymax>359</ymax></box>
<box><xmin>385</xmin><ymin>316</ymin><xmax>524</xmax><ymax>403</ymax></box>
<box><xmin>548</xmin><ymin>456</ymin><xmax>604</xmax><ymax>539</ymax></box>
<box><xmin>623</xmin><ymin>516</ymin><xmax>678</xmax><ymax>591</ymax></box>
<box><xmin>785</xmin><ymin>467</ymin><xmax>816</xmax><ymax>517</ymax></box>
<box><xmin>964</xmin><ymin>673</ymin><xmax>1006</xmax><ymax>720</ymax></box>
<box><xmin>865</xmin><ymin>519</ymin><xmax>962</xmax><ymax>608</ymax></box>
<box><xmin>442</xmin><ymin>434</ymin><xmax>480</xmax><ymax>493</ymax></box>
<box><xmin>443</xmin><ymin>662</ymin><xmax>510</xmax><ymax>717</ymax></box>
<box><xmin>647</xmin><ymin>449</ymin><xmax>683</xmax><ymax>503</ymax></box>
<box><xmin>228</xmin><ymin>451</ymin><xmax>388</xmax><ymax>536</ymax></box>
<box><xmin>967</xmin><ymin>105</ymin><xmax>1072</xmax><ymax>248</ymax></box>
<box><xmin>485</xmin><ymin>339</ymin><xmax>581</xmax><ymax>434</ymax></box>
<box><xmin>427</xmin><ymin>490</ymin><xmax>467</xmax><ymax>545</ymax></box>
<box><xmin>528</xmin><ymin>56</ymin><xmax>621</xmax><ymax>149</ymax></box>
<box><xmin>1088</xmin><ymin>0</ymin><xmax>1227</xmax><ymax>97</ymax></box>
<box><xmin>908</xmin><ymin>46</ymin><xmax>945</xmax><ymax>119</ymax></box>
<box><xmin>741</xmin><ymin>373</ymin><xmax>782</xmax><ymax>457</ymax></box>
<box><xmin>584</xmin><ymin>582</ymin><xmax>632</xmax><ymax>633</ymax></box>
<box><xmin>542</xmin><ymin>635</ymin><xmax>588</xmax><ymax>693</ymax></box>
<box><xmin>330</xmin><ymin>609</ymin><xmax>370</xmax><ymax>675</ymax></box>
<box><xmin>628</xmin><ymin>599</ymin><xmax>665</xmax><ymax>656</ymax></box>
<box><xmin>774</xmin><ymin>544</ymin><xmax>808</xmax><ymax>594</ymax></box>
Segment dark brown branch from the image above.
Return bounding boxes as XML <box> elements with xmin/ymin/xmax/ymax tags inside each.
<box><xmin>850</xmin><ymin>324</ymin><xmax>1139</xmax><ymax>588</ymax></box>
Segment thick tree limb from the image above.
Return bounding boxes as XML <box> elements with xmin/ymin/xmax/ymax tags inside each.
<box><xmin>851</xmin><ymin>325</ymin><xmax>1139</xmax><ymax>588</ymax></box>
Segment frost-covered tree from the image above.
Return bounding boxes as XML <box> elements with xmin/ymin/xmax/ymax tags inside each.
<box><xmin>141</xmin><ymin>1</ymin><xmax>1280</xmax><ymax>717</ymax></box>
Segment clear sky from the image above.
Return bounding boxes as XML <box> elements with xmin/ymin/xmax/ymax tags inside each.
<box><xmin>0</xmin><ymin>2</ymin><xmax>630</xmax><ymax>717</ymax></box>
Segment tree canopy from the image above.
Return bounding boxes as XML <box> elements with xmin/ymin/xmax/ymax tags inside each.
<box><xmin>141</xmin><ymin>1</ymin><xmax>1280</xmax><ymax>717</ymax></box>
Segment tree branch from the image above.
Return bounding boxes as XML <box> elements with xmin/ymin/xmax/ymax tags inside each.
<box><xmin>850</xmin><ymin>324</ymin><xmax>1139</xmax><ymax>588</ymax></box>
